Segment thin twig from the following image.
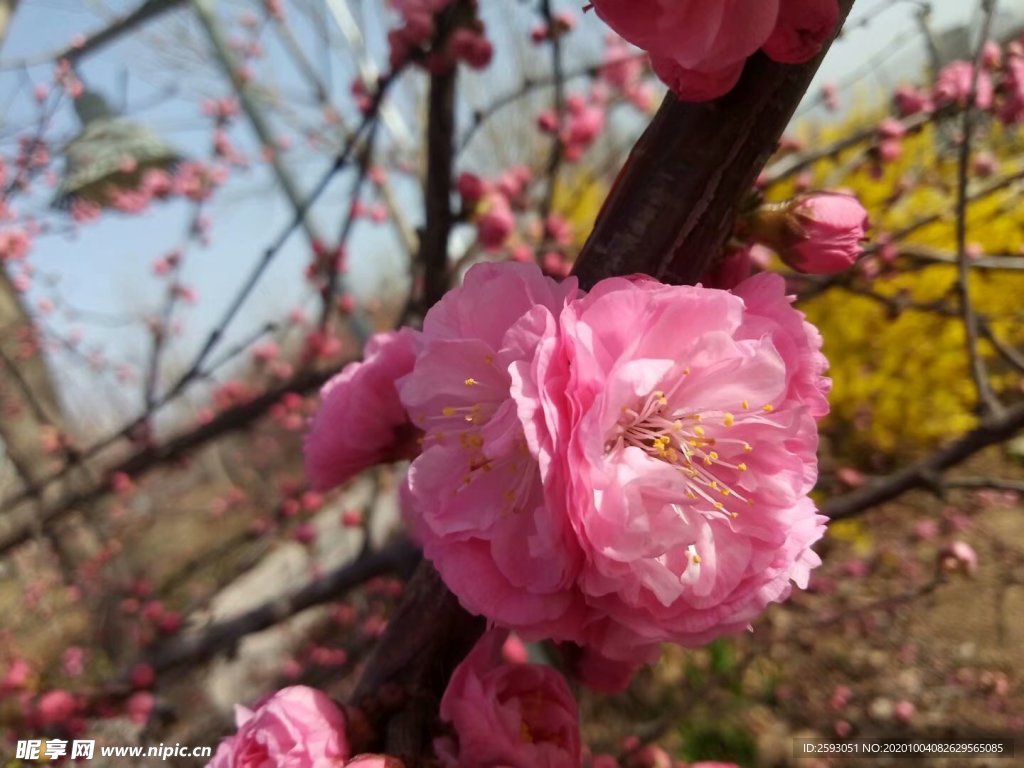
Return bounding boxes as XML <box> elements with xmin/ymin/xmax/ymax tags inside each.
<box><xmin>954</xmin><ymin>0</ymin><xmax>1002</xmax><ymax>416</ymax></box>
<box><xmin>139</xmin><ymin>538</ymin><xmax>420</xmax><ymax>674</ymax></box>
<box><xmin>823</xmin><ymin>401</ymin><xmax>1024</xmax><ymax>520</ymax></box>
<box><xmin>538</xmin><ymin>0</ymin><xmax>565</xmax><ymax>220</ymax></box>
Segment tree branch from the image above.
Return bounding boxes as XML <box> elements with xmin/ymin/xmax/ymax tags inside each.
<box><xmin>954</xmin><ymin>0</ymin><xmax>1002</xmax><ymax>417</ymax></box>
<box><xmin>140</xmin><ymin>538</ymin><xmax>420</xmax><ymax>674</ymax></box>
<box><xmin>823</xmin><ymin>401</ymin><xmax>1024</xmax><ymax>520</ymax></box>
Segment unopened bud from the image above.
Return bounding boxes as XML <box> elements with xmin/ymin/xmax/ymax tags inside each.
<box><xmin>746</xmin><ymin>192</ymin><xmax>869</xmax><ymax>275</ymax></box>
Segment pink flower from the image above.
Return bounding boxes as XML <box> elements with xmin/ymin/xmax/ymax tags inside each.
<box><xmin>0</xmin><ymin>229</ymin><xmax>31</xmax><ymax>262</ymax></box>
<box><xmin>399</xmin><ymin>263</ymin><xmax>586</xmax><ymax>641</ymax></box>
<box><xmin>781</xmin><ymin>193</ymin><xmax>869</xmax><ymax>274</ymax></box>
<box><xmin>435</xmin><ymin>630</ymin><xmax>581</xmax><ymax>768</ymax></box>
<box><xmin>590</xmin><ymin>0</ymin><xmax>838</xmax><ymax>100</ymax></box>
<box><xmin>36</xmin><ymin>690</ymin><xmax>78</xmax><ymax>727</ymax></box>
<box><xmin>476</xmin><ymin>194</ymin><xmax>516</xmax><ymax>251</ymax></box>
<box><xmin>208</xmin><ymin>686</ymin><xmax>349</xmax><ymax>768</ymax></box>
<box><xmin>516</xmin><ymin>272</ymin><xmax>828</xmax><ymax>660</ymax></box>
<box><xmin>762</xmin><ymin>0</ymin><xmax>839</xmax><ymax>64</ymax></box>
<box><xmin>999</xmin><ymin>55</ymin><xmax>1024</xmax><ymax>124</ymax></box>
<box><xmin>893</xmin><ymin>84</ymin><xmax>934</xmax><ymax>117</ymax></box>
<box><xmin>1</xmin><ymin>658</ymin><xmax>32</xmax><ymax>693</ymax></box>
<box><xmin>649</xmin><ymin>55</ymin><xmax>745</xmax><ymax>103</ymax></box>
<box><xmin>344</xmin><ymin>757</ymin><xmax>405</xmax><ymax>768</ymax></box>
<box><xmin>126</xmin><ymin>691</ymin><xmax>155</xmax><ymax>725</ymax></box>
<box><xmin>591</xmin><ymin>0</ymin><xmax>779</xmax><ymax>71</ymax></box>
<box><xmin>457</xmin><ymin>172</ymin><xmax>487</xmax><ymax>207</ymax></box>
<box><xmin>934</xmin><ymin>60</ymin><xmax>994</xmax><ymax>110</ymax></box>
<box><xmin>304</xmin><ymin>329</ymin><xmax>419</xmax><ymax>491</ymax></box>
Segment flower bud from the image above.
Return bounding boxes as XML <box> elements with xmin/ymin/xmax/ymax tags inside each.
<box><xmin>747</xmin><ymin>192</ymin><xmax>869</xmax><ymax>274</ymax></box>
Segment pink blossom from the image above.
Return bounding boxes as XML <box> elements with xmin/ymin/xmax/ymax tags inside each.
<box><xmin>71</xmin><ymin>198</ymin><xmax>102</xmax><ymax>222</ymax></box>
<box><xmin>304</xmin><ymin>329</ymin><xmax>419</xmax><ymax>491</ymax></box>
<box><xmin>783</xmin><ymin>193</ymin><xmax>869</xmax><ymax>274</ymax></box>
<box><xmin>515</xmin><ymin>272</ymin><xmax>828</xmax><ymax>660</ymax></box>
<box><xmin>127</xmin><ymin>691</ymin><xmax>155</xmax><ymax>725</ymax></box>
<box><xmin>344</xmin><ymin>757</ymin><xmax>405</xmax><ymax>768</ymax></box>
<box><xmin>893</xmin><ymin>84</ymin><xmax>934</xmax><ymax>117</ymax></box>
<box><xmin>141</xmin><ymin>168</ymin><xmax>173</xmax><ymax>198</ymax></box>
<box><xmin>934</xmin><ymin>60</ymin><xmax>994</xmax><ymax>110</ymax></box>
<box><xmin>563</xmin><ymin>102</ymin><xmax>606</xmax><ymax>160</ymax></box>
<box><xmin>37</xmin><ymin>690</ymin><xmax>78</xmax><ymax>727</ymax></box>
<box><xmin>449</xmin><ymin>27</ymin><xmax>493</xmax><ymax>70</ymax></box>
<box><xmin>894</xmin><ymin>699</ymin><xmax>916</xmax><ymax>723</ymax></box>
<box><xmin>590</xmin><ymin>0</ymin><xmax>837</xmax><ymax>100</ymax></box>
<box><xmin>502</xmin><ymin>633</ymin><xmax>529</xmax><ymax>664</ymax></box>
<box><xmin>1</xmin><ymin>659</ymin><xmax>32</xmax><ymax>693</ymax></box>
<box><xmin>62</xmin><ymin>646</ymin><xmax>86</xmax><ymax>677</ymax></box>
<box><xmin>435</xmin><ymin>630</ymin><xmax>581</xmax><ymax>768</ymax></box>
<box><xmin>208</xmin><ymin>686</ymin><xmax>349</xmax><ymax>768</ymax></box>
<box><xmin>821</xmin><ymin>82</ymin><xmax>839</xmax><ymax>111</ymax></box>
<box><xmin>131</xmin><ymin>663</ymin><xmax>155</xmax><ymax>689</ymax></box>
<box><xmin>457</xmin><ymin>172</ymin><xmax>487</xmax><ymax>206</ymax></box>
<box><xmin>649</xmin><ymin>56</ymin><xmax>745</xmax><ymax>102</ymax></box>
<box><xmin>399</xmin><ymin>263</ymin><xmax>585</xmax><ymax>641</ymax></box>
<box><xmin>999</xmin><ymin>55</ymin><xmax>1024</xmax><ymax>124</ymax></box>
<box><xmin>762</xmin><ymin>0</ymin><xmax>839</xmax><ymax>64</ymax></box>
<box><xmin>476</xmin><ymin>194</ymin><xmax>515</xmax><ymax>251</ymax></box>
<box><xmin>590</xmin><ymin>1</ymin><xmax>779</xmax><ymax>72</ymax></box>
<box><xmin>0</xmin><ymin>229</ymin><xmax>31</xmax><ymax>262</ymax></box>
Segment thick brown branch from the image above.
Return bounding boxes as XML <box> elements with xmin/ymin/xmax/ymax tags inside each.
<box><xmin>419</xmin><ymin>62</ymin><xmax>458</xmax><ymax>312</ymax></box>
<box><xmin>350</xmin><ymin>562</ymin><xmax>484</xmax><ymax>759</ymax></box>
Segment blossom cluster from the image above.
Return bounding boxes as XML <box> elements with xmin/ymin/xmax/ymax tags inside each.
<box><xmin>893</xmin><ymin>44</ymin><xmax>1024</xmax><ymax>126</ymax></box>
<box><xmin>306</xmin><ymin>262</ymin><xmax>830</xmax><ymax>665</ymax></box>
<box><xmin>588</xmin><ymin>0</ymin><xmax>840</xmax><ymax>101</ymax></box>
<box><xmin>207</xmin><ymin>654</ymin><xmax>745</xmax><ymax>767</ymax></box>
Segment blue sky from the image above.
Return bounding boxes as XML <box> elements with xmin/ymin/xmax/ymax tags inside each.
<box><xmin>0</xmin><ymin>0</ymin><xmax>1019</xmax><ymax>427</ymax></box>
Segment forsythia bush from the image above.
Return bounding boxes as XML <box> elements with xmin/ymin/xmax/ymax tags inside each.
<box><xmin>778</xmin><ymin>115</ymin><xmax>1024</xmax><ymax>454</ymax></box>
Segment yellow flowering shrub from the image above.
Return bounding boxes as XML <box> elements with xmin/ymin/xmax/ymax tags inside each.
<box><xmin>770</xmin><ymin>114</ymin><xmax>1024</xmax><ymax>455</ymax></box>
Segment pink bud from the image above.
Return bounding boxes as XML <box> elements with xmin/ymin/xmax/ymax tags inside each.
<box><xmin>127</xmin><ymin>691</ymin><xmax>155</xmax><ymax>725</ymax></box>
<box><xmin>894</xmin><ymin>699</ymin><xmax>915</xmax><ymax>723</ymax></box>
<box><xmin>476</xmin><ymin>195</ymin><xmax>515</xmax><ymax>251</ymax></box>
<box><xmin>785</xmin><ymin>193</ymin><xmax>869</xmax><ymax>274</ymax></box>
<box><xmin>37</xmin><ymin>690</ymin><xmax>77</xmax><ymax>726</ymax></box>
<box><xmin>456</xmin><ymin>172</ymin><xmax>487</xmax><ymax>206</ymax></box>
